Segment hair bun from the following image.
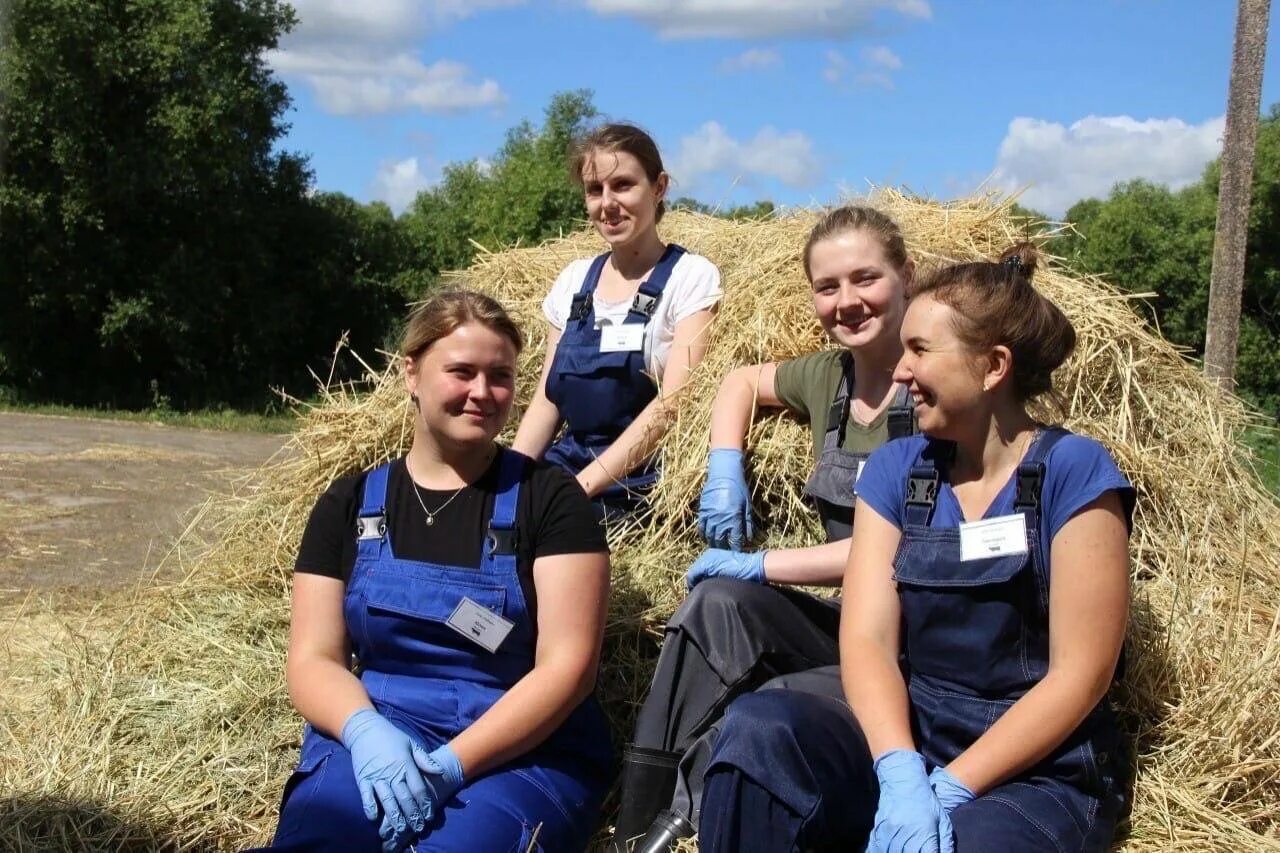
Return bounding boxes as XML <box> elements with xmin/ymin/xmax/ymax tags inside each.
<box><xmin>997</xmin><ymin>242</ymin><xmax>1039</xmax><ymax>281</ymax></box>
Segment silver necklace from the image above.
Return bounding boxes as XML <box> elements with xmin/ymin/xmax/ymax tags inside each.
<box><xmin>410</xmin><ymin>478</ymin><xmax>465</xmax><ymax>526</ymax></box>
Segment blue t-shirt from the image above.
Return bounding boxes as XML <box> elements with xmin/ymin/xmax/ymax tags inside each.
<box><xmin>857</xmin><ymin>432</ymin><xmax>1135</xmax><ymax>561</ymax></box>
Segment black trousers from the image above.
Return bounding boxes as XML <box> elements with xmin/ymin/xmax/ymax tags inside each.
<box><xmin>630</xmin><ymin>578</ymin><xmax>844</xmax><ymax>828</ymax></box>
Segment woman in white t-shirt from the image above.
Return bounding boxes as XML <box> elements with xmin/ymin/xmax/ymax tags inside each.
<box><xmin>513</xmin><ymin>122</ymin><xmax>722</xmax><ymax>518</ymax></box>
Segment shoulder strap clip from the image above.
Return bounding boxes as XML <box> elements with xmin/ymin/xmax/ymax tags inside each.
<box><xmin>356</xmin><ymin>515</ymin><xmax>386</xmax><ymax>540</ymax></box>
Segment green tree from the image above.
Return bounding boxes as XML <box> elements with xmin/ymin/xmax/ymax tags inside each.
<box><xmin>401</xmin><ymin>90</ymin><xmax>599</xmax><ymax>285</ymax></box>
<box><xmin>0</xmin><ymin>0</ymin><xmax>404</xmax><ymax>408</ymax></box>
<box><xmin>1059</xmin><ymin>106</ymin><xmax>1280</xmax><ymax>411</ymax></box>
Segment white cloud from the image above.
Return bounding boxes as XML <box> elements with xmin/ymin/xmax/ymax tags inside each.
<box><xmin>673</xmin><ymin>121</ymin><xmax>823</xmax><ymax>191</ymax></box>
<box><xmin>823</xmin><ymin>50</ymin><xmax>849</xmax><ymax>84</ymax></box>
<box><xmin>718</xmin><ymin>47</ymin><xmax>781</xmax><ymax>74</ymax></box>
<box><xmin>583</xmin><ymin>0</ymin><xmax>930</xmax><ymax>39</ymax></box>
<box><xmin>824</xmin><ymin>45</ymin><xmax>901</xmax><ymax>89</ymax></box>
<box><xmin>372</xmin><ymin>157</ymin><xmax>435</xmax><ymax>213</ymax></box>
<box><xmin>270</xmin><ymin>0</ymin><xmax>514</xmax><ymax>115</ymax></box>
<box><xmin>271</xmin><ymin>49</ymin><xmax>504</xmax><ymax>114</ymax></box>
<box><xmin>862</xmin><ymin>45</ymin><xmax>902</xmax><ymax>70</ymax></box>
<box><xmin>992</xmin><ymin>114</ymin><xmax>1225</xmax><ymax>216</ymax></box>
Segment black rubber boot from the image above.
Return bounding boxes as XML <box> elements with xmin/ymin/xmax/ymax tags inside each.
<box><xmin>608</xmin><ymin>745</ymin><xmax>682</xmax><ymax>853</ymax></box>
<box><xmin>633</xmin><ymin>809</ymin><xmax>695</xmax><ymax>853</ymax></box>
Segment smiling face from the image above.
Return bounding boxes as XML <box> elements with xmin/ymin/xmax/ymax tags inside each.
<box><xmin>404</xmin><ymin>322</ymin><xmax>517</xmax><ymax>450</ymax></box>
<box><xmin>893</xmin><ymin>294</ymin><xmax>990</xmax><ymax>438</ymax></box>
<box><xmin>581</xmin><ymin>148</ymin><xmax>667</xmax><ymax>248</ymax></box>
<box><xmin>807</xmin><ymin>228</ymin><xmax>909</xmax><ymax>351</ymax></box>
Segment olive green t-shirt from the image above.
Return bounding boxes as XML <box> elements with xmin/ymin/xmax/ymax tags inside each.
<box><xmin>773</xmin><ymin>349</ymin><xmax>893</xmax><ymax>464</ymax></box>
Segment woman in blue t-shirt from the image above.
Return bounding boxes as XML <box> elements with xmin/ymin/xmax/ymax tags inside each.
<box><xmin>699</xmin><ymin>244</ymin><xmax>1135</xmax><ymax>853</ymax></box>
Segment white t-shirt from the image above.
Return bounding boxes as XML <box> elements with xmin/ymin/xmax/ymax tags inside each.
<box><xmin>542</xmin><ymin>251</ymin><xmax>722</xmax><ymax>376</ymax></box>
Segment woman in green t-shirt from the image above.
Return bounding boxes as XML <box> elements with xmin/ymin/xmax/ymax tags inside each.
<box><xmin>608</xmin><ymin>206</ymin><xmax>918</xmax><ymax>852</ymax></box>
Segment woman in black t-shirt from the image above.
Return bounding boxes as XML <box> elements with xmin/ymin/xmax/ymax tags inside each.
<box><xmin>265</xmin><ymin>291</ymin><xmax>613</xmax><ymax>853</ymax></box>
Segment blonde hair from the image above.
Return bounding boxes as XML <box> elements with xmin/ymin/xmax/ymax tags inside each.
<box><xmin>802</xmin><ymin>205</ymin><xmax>910</xmax><ymax>281</ymax></box>
<box><xmin>401</xmin><ymin>290</ymin><xmax>523</xmax><ymax>362</ymax></box>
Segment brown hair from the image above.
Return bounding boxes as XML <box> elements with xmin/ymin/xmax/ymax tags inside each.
<box><xmin>802</xmin><ymin>205</ymin><xmax>910</xmax><ymax>281</ymax></box>
<box><xmin>569</xmin><ymin>122</ymin><xmax>667</xmax><ymax>222</ymax></box>
<box><xmin>909</xmin><ymin>242</ymin><xmax>1075</xmax><ymax>403</ymax></box>
<box><xmin>401</xmin><ymin>290</ymin><xmax>523</xmax><ymax>363</ymax></box>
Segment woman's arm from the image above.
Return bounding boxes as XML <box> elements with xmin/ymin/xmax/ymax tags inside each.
<box><xmin>943</xmin><ymin>492</ymin><xmax>1130</xmax><ymax>795</ymax></box>
<box><xmin>708</xmin><ymin>362</ymin><xmax>785</xmax><ymax>449</ymax></box>
<box><xmin>446</xmin><ymin>551</ymin><xmax>610</xmax><ymax>777</ymax></box>
<box><xmin>762</xmin><ymin>538</ymin><xmax>852</xmax><ymax>586</ymax></box>
<box><xmin>841</xmin><ymin>499</ymin><xmax>915</xmax><ymax>757</ymax></box>
<box><xmin>511</xmin><ymin>326</ymin><xmax>564</xmax><ymax>460</ymax></box>
<box><xmin>286</xmin><ymin>573</ymin><xmax>372</xmax><ymax>738</ymax></box>
<box><xmin>577</xmin><ymin>308</ymin><xmax>716</xmax><ymax>498</ymax></box>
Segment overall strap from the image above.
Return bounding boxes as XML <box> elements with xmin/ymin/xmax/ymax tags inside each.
<box><xmin>886</xmin><ymin>383</ymin><xmax>917</xmax><ymax>440</ymax></box>
<box><xmin>1012</xmin><ymin>427</ymin><xmax>1070</xmax><ymax>524</ymax></box>
<box><xmin>567</xmin><ymin>253</ymin><xmax>612</xmax><ymax>327</ymax></box>
<box><xmin>484</xmin><ymin>449</ymin><xmax>526</xmax><ymax>562</ymax></box>
<box><xmin>902</xmin><ymin>441</ymin><xmax>953</xmax><ymax>527</ymax></box>
<box><xmin>822</xmin><ymin>350</ymin><xmax>856</xmax><ymax>452</ymax></box>
<box><xmin>623</xmin><ymin>244</ymin><xmax>687</xmax><ymax>325</ymax></box>
<box><xmin>356</xmin><ymin>462</ymin><xmax>392</xmax><ymax>553</ymax></box>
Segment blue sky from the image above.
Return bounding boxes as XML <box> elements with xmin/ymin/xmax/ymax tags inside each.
<box><xmin>269</xmin><ymin>1</ymin><xmax>1280</xmax><ymax>217</ymax></box>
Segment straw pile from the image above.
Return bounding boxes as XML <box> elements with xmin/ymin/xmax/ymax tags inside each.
<box><xmin>3</xmin><ymin>190</ymin><xmax>1278</xmax><ymax>851</ymax></box>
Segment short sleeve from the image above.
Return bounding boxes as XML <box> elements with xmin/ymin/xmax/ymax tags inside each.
<box><xmin>542</xmin><ymin>259</ymin><xmax>592</xmax><ymax>330</ymax></box>
<box><xmin>665</xmin><ymin>254</ymin><xmax>722</xmax><ymax>323</ymax></box>
<box><xmin>854</xmin><ymin>436</ymin><xmax>929</xmax><ymax>530</ymax></box>
<box><xmin>528</xmin><ymin>463</ymin><xmax>609</xmax><ymax>558</ymax></box>
<box><xmin>1041</xmin><ymin>434</ymin><xmax>1136</xmax><ymax>539</ymax></box>
<box><xmin>294</xmin><ymin>475</ymin><xmax>360</xmax><ymax>579</ymax></box>
<box><xmin>773</xmin><ymin>350</ymin><xmax>845</xmax><ymax>421</ymax></box>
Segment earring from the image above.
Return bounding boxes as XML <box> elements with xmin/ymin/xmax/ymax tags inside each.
<box><xmin>410</xmin><ymin>392</ymin><xmax>420</xmax><ymax>409</ymax></box>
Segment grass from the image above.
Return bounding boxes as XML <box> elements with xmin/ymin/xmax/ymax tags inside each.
<box><xmin>0</xmin><ymin>401</ymin><xmax>298</xmax><ymax>434</ymax></box>
<box><xmin>1242</xmin><ymin>423</ymin><xmax>1280</xmax><ymax>498</ymax></box>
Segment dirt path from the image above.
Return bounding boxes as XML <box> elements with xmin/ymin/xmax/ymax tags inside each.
<box><xmin>0</xmin><ymin>412</ymin><xmax>286</xmax><ymax>602</ymax></box>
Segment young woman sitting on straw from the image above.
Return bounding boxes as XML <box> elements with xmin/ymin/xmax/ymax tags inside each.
<box><xmin>609</xmin><ymin>205</ymin><xmax>921</xmax><ymax>852</ymax></box>
<box><xmin>513</xmin><ymin>122</ymin><xmax>721</xmax><ymax>520</ymax></box>
<box><xmin>261</xmin><ymin>292</ymin><xmax>612</xmax><ymax>853</ymax></box>
<box><xmin>699</xmin><ymin>245</ymin><xmax>1133</xmax><ymax>853</ymax></box>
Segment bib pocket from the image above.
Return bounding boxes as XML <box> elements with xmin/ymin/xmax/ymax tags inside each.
<box><xmin>894</xmin><ymin>532</ymin><xmax>1038</xmax><ymax>692</ymax></box>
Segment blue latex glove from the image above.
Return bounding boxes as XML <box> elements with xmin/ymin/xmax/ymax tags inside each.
<box><xmin>929</xmin><ymin>766</ymin><xmax>975</xmax><ymax>853</ymax></box>
<box><xmin>686</xmin><ymin>548</ymin><xmax>767</xmax><ymax>589</ymax></box>
<box><xmin>867</xmin><ymin>749</ymin><xmax>943</xmax><ymax>853</ymax></box>
<box><xmin>341</xmin><ymin>708</ymin><xmax>432</xmax><ymax>851</ymax></box>
<box><xmin>379</xmin><ymin>744</ymin><xmax>466</xmax><ymax>852</ymax></box>
<box><xmin>697</xmin><ymin>448</ymin><xmax>755</xmax><ymax>550</ymax></box>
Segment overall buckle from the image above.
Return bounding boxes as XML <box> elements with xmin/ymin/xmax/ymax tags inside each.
<box><xmin>486</xmin><ymin>525</ymin><xmax>518</xmax><ymax>557</ymax></box>
<box><xmin>631</xmin><ymin>292</ymin><xmax>659</xmax><ymax>318</ymax></box>
<box><xmin>356</xmin><ymin>515</ymin><xmax>386</xmax><ymax>540</ymax></box>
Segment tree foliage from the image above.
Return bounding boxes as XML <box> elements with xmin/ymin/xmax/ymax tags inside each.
<box><xmin>1058</xmin><ymin>106</ymin><xmax>1280</xmax><ymax>413</ymax></box>
<box><xmin>400</xmin><ymin>90</ymin><xmax>599</xmax><ymax>279</ymax></box>
<box><xmin>0</xmin><ymin>0</ymin><xmax>404</xmax><ymax>408</ymax></box>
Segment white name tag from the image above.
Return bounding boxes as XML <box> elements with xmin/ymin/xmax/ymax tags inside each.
<box><xmin>446</xmin><ymin>596</ymin><xmax>514</xmax><ymax>653</ymax></box>
<box><xmin>599</xmin><ymin>324</ymin><xmax>644</xmax><ymax>353</ymax></box>
<box><xmin>959</xmin><ymin>513</ymin><xmax>1029</xmax><ymax>562</ymax></box>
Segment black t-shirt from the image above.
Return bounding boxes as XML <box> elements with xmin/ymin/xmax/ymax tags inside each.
<box><xmin>295</xmin><ymin>453</ymin><xmax>608</xmax><ymax>615</ymax></box>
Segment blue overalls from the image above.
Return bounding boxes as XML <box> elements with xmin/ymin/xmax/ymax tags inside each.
<box><xmin>268</xmin><ymin>451</ymin><xmax>613</xmax><ymax>852</ymax></box>
<box><xmin>700</xmin><ymin>429</ymin><xmax>1128</xmax><ymax>852</ymax></box>
<box><xmin>543</xmin><ymin>245</ymin><xmax>686</xmax><ymax>517</ymax></box>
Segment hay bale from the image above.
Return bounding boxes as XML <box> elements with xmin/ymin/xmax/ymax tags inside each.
<box><xmin>4</xmin><ymin>191</ymin><xmax>1279</xmax><ymax>851</ymax></box>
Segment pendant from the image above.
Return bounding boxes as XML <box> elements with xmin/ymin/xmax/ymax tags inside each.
<box><xmin>425</xmin><ymin>515</ymin><xmax>435</xmax><ymax>526</ymax></box>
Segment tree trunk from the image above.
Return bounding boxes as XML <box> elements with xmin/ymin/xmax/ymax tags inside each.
<box><xmin>1204</xmin><ymin>0</ymin><xmax>1271</xmax><ymax>390</ymax></box>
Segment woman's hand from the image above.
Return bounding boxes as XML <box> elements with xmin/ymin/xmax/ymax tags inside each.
<box><xmin>868</xmin><ymin>750</ymin><xmax>945</xmax><ymax>853</ymax></box>
<box><xmin>686</xmin><ymin>547</ymin><xmax>766</xmax><ymax>588</ymax></box>
<box><xmin>340</xmin><ymin>708</ymin><xmax>433</xmax><ymax>848</ymax></box>
<box><xmin>378</xmin><ymin>743</ymin><xmax>466</xmax><ymax>852</ymax></box>
<box><xmin>697</xmin><ymin>448</ymin><xmax>755</xmax><ymax>549</ymax></box>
